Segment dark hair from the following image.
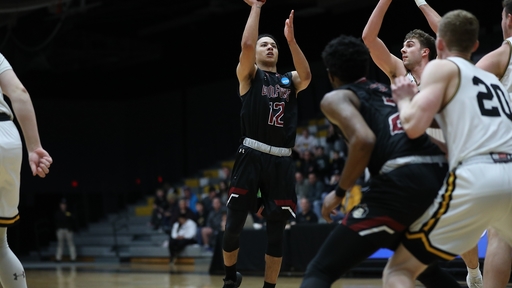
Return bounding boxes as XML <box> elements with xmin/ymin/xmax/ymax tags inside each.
<box><xmin>322</xmin><ymin>35</ymin><xmax>370</xmax><ymax>83</ymax></box>
<box><xmin>179</xmin><ymin>213</ymin><xmax>188</xmax><ymax>219</ymax></box>
<box><xmin>403</xmin><ymin>29</ymin><xmax>437</xmax><ymax>61</ymax></box>
<box><xmin>504</xmin><ymin>0</ymin><xmax>512</xmax><ymax>15</ymax></box>
<box><xmin>258</xmin><ymin>34</ymin><xmax>279</xmax><ymax>50</ymax></box>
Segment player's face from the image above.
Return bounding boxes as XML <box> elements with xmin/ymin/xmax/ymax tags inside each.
<box><xmin>256</xmin><ymin>37</ymin><xmax>278</xmax><ymax>65</ymax></box>
<box><xmin>401</xmin><ymin>39</ymin><xmax>422</xmax><ymax>69</ymax></box>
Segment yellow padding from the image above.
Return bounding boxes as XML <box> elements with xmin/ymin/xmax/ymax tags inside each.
<box><xmin>135</xmin><ymin>206</ymin><xmax>153</xmax><ymax>216</ymax></box>
<box><xmin>185</xmin><ymin>178</ymin><xmax>199</xmax><ymax>188</ymax></box>
<box><xmin>341</xmin><ymin>185</ymin><xmax>363</xmax><ymax>214</ymax></box>
<box><xmin>221</xmin><ymin>160</ymin><xmax>235</xmax><ymax>170</ymax></box>
<box><xmin>316</xmin><ymin>130</ymin><xmax>328</xmax><ymax>137</ymax></box>
<box><xmin>203</xmin><ymin>169</ymin><xmax>219</xmax><ymax>178</ymax></box>
<box><xmin>147</xmin><ymin>197</ymin><xmax>154</xmax><ymax>205</ymax></box>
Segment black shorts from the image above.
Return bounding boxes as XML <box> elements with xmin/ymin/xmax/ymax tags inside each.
<box><xmin>227</xmin><ymin>144</ymin><xmax>297</xmax><ymax>220</ymax></box>
<box><xmin>341</xmin><ymin>162</ymin><xmax>449</xmax><ymax>250</ymax></box>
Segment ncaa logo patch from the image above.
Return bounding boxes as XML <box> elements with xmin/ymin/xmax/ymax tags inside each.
<box><xmin>280</xmin><ymin>77</ymin><xmax>290</xmax><ymax>85</ymax></box>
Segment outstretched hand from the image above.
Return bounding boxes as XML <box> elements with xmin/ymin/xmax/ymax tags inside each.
<box><xmin>244</xmin><ymin>0</ymin><xmax>266</xmax><ymax>7</ymax></box>
<box><xmin>284</xmin><ymin>10</ymin><xmax>295</xmax><ymax>43</ymax></box>
<box><xmin>391</xmin><ymin>76</ymin><xmax>418</xmax><ymax>103</ymax></box>
<box><xmin>29</xmin><ymin>148</ymin><xmax>52</xmax><ymax>178</ymax></box>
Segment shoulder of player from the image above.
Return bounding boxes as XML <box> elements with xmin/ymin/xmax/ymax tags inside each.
<box><xmin>424</xmin><ymin>59</ymin><xmax>458</xmax><ymax>78</ymax></box>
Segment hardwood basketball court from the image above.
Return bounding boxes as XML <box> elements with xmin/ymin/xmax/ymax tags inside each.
<box><xmin>5</xmin><ymin>258</ymin><xmax>469</xmax><ymax>288</ymax></box>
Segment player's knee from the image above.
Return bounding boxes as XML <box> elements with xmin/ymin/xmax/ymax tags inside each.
<box><xmin>223</xmin><ymin>209</ymin><xmax>247</xmax><ymax>252</ymax></box>
<box><xmin>265</xmin><ymin>219</ymin><xmax>287</xmax><ymax>257</ymax></box>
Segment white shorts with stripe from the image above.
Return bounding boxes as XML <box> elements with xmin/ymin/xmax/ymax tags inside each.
<box><xmin>0</xmin><ymin>121</ymin><xmax>22</xmax><ymax>226</ymax></box>
<box><xmin>403</xmin><ymin>154</ymin><xmax>512</xmax><ymax>263</ymax></box>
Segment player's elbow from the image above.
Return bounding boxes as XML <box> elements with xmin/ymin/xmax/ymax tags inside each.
<box><xmin>361</xmin><ymin>31</ymin><xmax>376</xmax><ymax>46</ymax></box>
<box><xmin>352</xmin><ymin>134</ymin><xmax>376</xmax><ymax>154</ymax></box>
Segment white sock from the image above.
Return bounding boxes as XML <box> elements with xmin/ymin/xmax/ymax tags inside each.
<box><xmin>467</xmin><ymin>263</ymin><xmax>482</xmax><ymax>278</ymax></box>
<box><xmin>0</xmin><ymin>228</ymin><xmax>28</xmax><ymax>288</ymax></box>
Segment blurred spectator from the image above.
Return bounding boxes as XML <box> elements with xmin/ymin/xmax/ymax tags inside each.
<box><xmin>325</xmin><ymin>123</ymin><xmax>343</xmax><ymax>155</ymax></box>
<box><xmin>54</xmin><ymin>198</ymin><xmax>77</xmax><ymax>262</ymax></box>
<box><xmin>218</xmin><ymin>180</ymin><xmax>229</xmax><ymax>205</ymax></box>
<box><xmin>194</xmin><ymin>201</ymin><xmax>209</xmax><ymax>245</ymax></box>
<box><xmin>305</xmin><ymin>172</ymin><xmax>325</xmax><ymax>221</ymax></box>
<box><xmin>220</xmin><ymin>166</ymin><xmax>231</xmax><ymax>185</ymax></box>
<box><xmin>182</xmin><ymin>186</ymin><xmax>198</xmax><ymax>213</ymax></box>
<box><xmin>294</xmin><ymin>129</ymin><xmax>319</xmax><ymax>156</ymax></box>
<box><xmin>149</xmin><ymin>187</ymin><xmax>169</xmax><ymax>230</ymax></box>
<box><xmin>313</xmin><ymin>145</ymin><xmax>331</xmax><ymax>183</ymax></box>
<box><xmin>291</xmin><ymin>198</ymin><xmax>318</xmax><ymax>225</ymax></box>
<box><xmin>329</xmin><ymin>150</ymin><xmax>346</xmax><ymax>177</ymax></box>
<box><xmin>295</xmin><ymin>171</ymin><xmax>308</xmax><ymax>201</ymax></box>
<box><xmin>168</xmin><ymin>198</ymin><xmax>197</xmax><ymax>231</ymax></box>
<box><xmin>160</xmin><ymin>193</ymin><xmax>179</xmax><ymax>234</ymax></box>
<box><xmin>306</xmin><ymin>172</ymin><xmax>325</xmax><ymax>206</ymax></box>
<box><xmin>202</xmin><ymin>185</ymin><xmax>219</xmax><ymax>214</ymax></box>
<box><xmin>169</xmin><ymin>213</ymin><xmax>198</xmax><ymax>264</ymax></box>
<box><xmin>201</xmin><ymin>197</ymin><xmax>225</xmax><ymax>251</ymax></box>
<box><xmin>297</xmin><ymin>150</ymin><xmax>318</xmax><ymax>177</ymax></box>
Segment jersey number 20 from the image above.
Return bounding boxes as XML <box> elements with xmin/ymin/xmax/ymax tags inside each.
<box><xmin>474</xmin><ymin>76</ymin><xmax>512</xmax><ymax>120</ymax></box>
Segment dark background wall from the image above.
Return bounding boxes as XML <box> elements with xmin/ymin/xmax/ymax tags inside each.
<box><xmin>0</xmin><ymin>0</ymin><xmax>504</xmax><ymax>254</ymax></box>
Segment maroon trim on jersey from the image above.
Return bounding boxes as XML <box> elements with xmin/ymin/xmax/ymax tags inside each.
<box><xmin>343</xmin><ymin>215</ymin><xmax>406</xmax><ymax>232</ymax></box>
<box><xmin>229</xmin><ymin>187</ymin><xmax>248</xmax><ymax>196</ymax></box>
<box><xmin>274</xmin><ymin>199</ymin><xmax>296</xmax><ymax>211</ymax></box>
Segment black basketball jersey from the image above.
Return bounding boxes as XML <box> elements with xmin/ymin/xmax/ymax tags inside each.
<box><xmin>239</xmin><ymin>68</ymin><xmax>298</xmax><ymax>148</ymax></box>
<box><xmin>334</xmin><ymin>78</ymin><xmax>444</xmax><ymax>176</ymax></box>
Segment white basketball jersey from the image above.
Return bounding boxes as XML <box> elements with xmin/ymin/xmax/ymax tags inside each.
<box><xmin>435</xmin><ymin>57</ymin><xmax>512</xmax><ymax>169</ymax></box>
<box><xmin>0</xmin><ymin>54</ymin><xmax>13</xmax><ymax>117</ymax></box>
<box><xmin>406</xmin><ymin>72</ymin><xmax>445</xmax><ymax>141</ymax></box>
<box><xmin>500</xmin><ymin>37</ymin><xmax>512</xmax><ymax>93</ymax></box>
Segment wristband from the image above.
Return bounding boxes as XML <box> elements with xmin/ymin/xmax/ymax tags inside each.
<box><xmin>335</xmin><ymin>186</ymin><xmax>347</xmax><ymax>197</ymax></box>
<box><xmin>415</xmin><ymin>0</ymin><xmax>427</xmax><ymax>7</ymax></box>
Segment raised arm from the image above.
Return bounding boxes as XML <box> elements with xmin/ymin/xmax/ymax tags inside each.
<box><xmin>236</xmin><ymin>0</ymin><xmax>264</xmax><ymax>94</ymax></box>
<box><xmin>0</xmin><ymin>69</ymin><xmax>52</xmax><ymax>177</ymax></box>
<box><xmin>362</xmin><ymin>0</ymin><xmax>405</xmax><ymax>82</ymax></box>
<box><xmin>415</xmin><ymin>0</ymin><xmax>441</xmax><ymax>34</ymax></box>
<box><xmin>284</xmin><ymin>10</ymin><xmax>312</xmax><ymax>93</ymax></box>
<box><xmin>476</xmin><ymin>42</ymin><xmax>511</xmax><ymax>79</ymax></box>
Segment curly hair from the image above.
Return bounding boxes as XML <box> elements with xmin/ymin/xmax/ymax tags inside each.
<box><xmin>321</xmin><ymin>35</ymin><xmax>369</xmax><ymax>83</ymax></box>
<box><xmin>404</xmin><ymin>29</ymin><xmax>437</xmax><ymax>61</ymax></box>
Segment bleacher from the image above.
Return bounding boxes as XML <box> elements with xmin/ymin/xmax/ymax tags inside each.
<box><xmin>32</xmin><ymin>118</ymin><xmax>333</xmax><ymax>264</ymax></box>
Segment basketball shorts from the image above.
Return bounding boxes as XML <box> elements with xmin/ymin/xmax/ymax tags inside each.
<box><xmin>403</xmin><ymin>154</ymin><xmax>512</xmax><ymax>264</ymax></box>
<box><xmin>0</xmin><ymin>121</ymin><xmax>22</xmax><ymax>227</ymax></box>
<box><xmin>342</xmin><ymin>162</ymin><xmax>448</xmax><ymax>250</ymax></box>
<box><xmin>227</xmin><ymin>144</ymin><xmax>296</xmax><ymax>220</ymax></box>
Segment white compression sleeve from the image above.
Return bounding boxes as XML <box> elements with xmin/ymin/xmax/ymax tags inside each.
<box><xmin>0</xmin><ymin>228</ymin><xmax>27</xmax><ymax>288</ymax></box>
<box><xmin>415</xmin><ymin>0</ymin><xmax>427</xmax><ymax>7</ymax></box>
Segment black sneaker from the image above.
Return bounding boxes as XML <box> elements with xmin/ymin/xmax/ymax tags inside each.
<box><xmin>222</xmin><ymin>272</ymin><xmax>242</xmax><ymax>288</ymax></box>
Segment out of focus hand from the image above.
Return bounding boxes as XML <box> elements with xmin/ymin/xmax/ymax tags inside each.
<box><xmin>29</xmin><ymin>148</ymin><xmax>52</xmax><ymax>178</ymax></box>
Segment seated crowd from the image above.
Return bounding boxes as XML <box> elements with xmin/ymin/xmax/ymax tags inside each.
<box><xmin>150</xmin><ymin>122</ymin><xmax>354</xmax><ymax>260</ymax></box>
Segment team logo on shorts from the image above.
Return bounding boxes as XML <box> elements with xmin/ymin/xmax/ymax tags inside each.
<box><xmin>351</xmin><ymin>204</ymin><xmax>369</xmax><ymax>219</ymax></box>
<box><xmin>280</xmin><ymin>77</ymin><xmax>290</xmax><ymax>85</ymax></box>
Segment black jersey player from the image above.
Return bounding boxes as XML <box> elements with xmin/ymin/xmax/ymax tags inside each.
<box><xmin>221</xmin><ymin>1</ymin><xmax>312</xmax><ymax>288</ymax></box>
<box><xmin>299</xmin><ymin>35</ymin><xmax>461</xmax><ymax>288</ymax></box>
